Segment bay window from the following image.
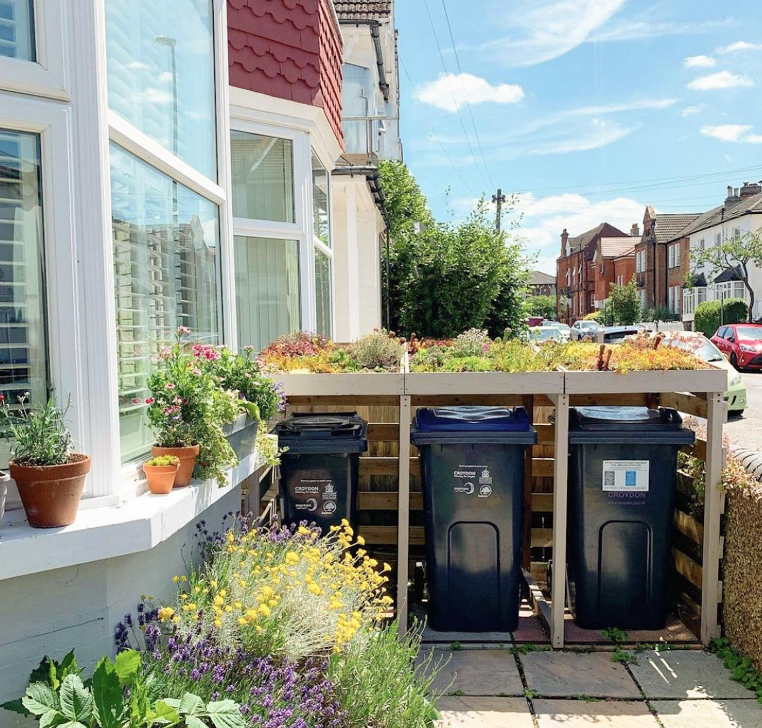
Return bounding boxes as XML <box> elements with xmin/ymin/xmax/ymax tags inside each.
<box><xmin>0</xmin><ymin>128</ymin><xmax>47</xmax><ymax>466</ymax></box>
<box><xmin>312</xmin><ymin>153</ymin><xmax>333</xmax><ymax>338</ymax></box>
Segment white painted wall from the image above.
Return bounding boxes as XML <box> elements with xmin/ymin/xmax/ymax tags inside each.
<box><xmin>332</xmin><ymin>175</ymin><xmax>383</xmax><ymax>342</ymax></box>
<box><xmin>0</xmin><ymin>488</ymin><xmax>240</xmax><ymax>722</ymax></box>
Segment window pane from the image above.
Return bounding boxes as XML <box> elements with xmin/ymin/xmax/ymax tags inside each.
<box><xmin>0</xmin><ymin>0</ymin><xmax>34</xmax><ymax>61</ymax></box>
<box><xmin>0</xmin><ymin>129</ymin><xmax>47</xmax><ymax>466</ymax></box>
<box><xmin>315</xmin><ymin>249</ymin><xmax>332</xmax><ymax>338</ymax></box>
<box><xmin>234</xmin><ymin>236</ymin><xmax>300</xmax><ymax>352</ymax></box>
<box><xmin>105</xmin><ymin>0</ymin><xmax>216</xmax><ymax>179</ymax></box>
<box><xmin>231</xmin><ymin>131</ymin><xmax>294</xmax><ymax>223</ymax></box>
<box><xmin>110</xmin><ymin>143</ymin><xmax>221</xmax><ymax>463</ymax></box>
<box><xmin>312</xmin><ymin>153</ymin><xmax>330</xmax><ymax>247</ymax></box>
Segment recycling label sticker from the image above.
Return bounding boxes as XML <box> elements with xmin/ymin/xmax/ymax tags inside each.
<box><xmin>602</xmin><ymin>460</ymin><xmax>650</xmax><ymax>492</ymax></box>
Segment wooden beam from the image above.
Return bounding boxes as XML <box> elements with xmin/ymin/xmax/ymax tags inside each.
<box><xmin>568</xmin><ymin>393</ymin><xmax>650</xmax><ymax>407</ymax></box>
<box><xmin>535</xmin><ymin>423</ymin><xmax>555</xmax><ymax>444</ymax></box>
<box><xmin>659</xmin><ymin>392</ymin><xmax>708</xmax><ymax>419</ymax></box>
<box><xmin>673</xmin><ymin>547</ymin><xmax>703</xmax><ymax>591</ymax></box>
<box><xmin>360</xmin><ymin>457</ymin><xmax>420</xmax><ymax>476</ymax></box>
<box><xmin>367</xmin><ymin>422</ymin><xmax>400</xmax><ymax>441</ymax></box>
<box><xmin>396</xmin><ymin>395</ymin><xmax>412</xmax><ymax>637</ymax></box>
<box><xmin>549</xmin><ymin>392</ymin><xmax>569</xmax><ymax>649</ymax></box>
<box><xmin>287</xmin><ymin>395</ymin><xmax>401</xmax><ymax>406</ymax></box>
<box><xmin>701</xmin><ymin>391</ymin><xmax>725</xmax><ymax>645</ymax></box>
<box><xmin>360</xmin><ymin>525</ymin><xmax>554</xmax><ymax>549</ymax></box>
<box><xmin>674</xmin><ymin>509</ymin><xmax>704</xmax><ymax>545</ymax></box>
<box><xmin>533</xmin><ymin>458</ymin><xmax>554</xmax><ymax>478</ymax></box>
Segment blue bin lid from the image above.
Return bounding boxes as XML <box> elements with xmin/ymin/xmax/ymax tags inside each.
<box><xmin>412</xmin><ymin>406</ymin><xmax>536</xmax><ymax>445</ymax></box>
<box><xmin>569</xmin><ymin>406</ymin><xmax>695</xmax><ymax>445</ymax></box>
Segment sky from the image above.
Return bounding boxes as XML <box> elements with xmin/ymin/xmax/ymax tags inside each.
<box><xmin>396</xmin><ymin>0</ymin><xmax>762</xmax><ymax>275</ymax></box>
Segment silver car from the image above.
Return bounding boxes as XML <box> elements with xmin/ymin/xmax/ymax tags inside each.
<box><xmin>570</xmin><ymin>320</ymin><xmax>602</xmax><ymax>341</ymax></box>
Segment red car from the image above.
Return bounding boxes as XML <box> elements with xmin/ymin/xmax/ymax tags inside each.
<box><xmin>711</xmin><ymin>323</ymin><xmax>762</xmax><ymax>370</ymax></box>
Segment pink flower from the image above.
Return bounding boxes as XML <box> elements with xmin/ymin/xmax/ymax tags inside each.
<box><xmin>165</xmin><ymin>383</ymin><xmax>175</xmax><ymax>390</ymax></box>
<box><xmin>177</xmin><ymin>326</ymin><xmax>191</xmax><ymax>335</ymax></box>
<box><xmin>131</xmin><ymin>398</ymin><xmax>142</xmax><ymax>405</ymax></box>
<box><xmin>145</xmin><ymin>397</ymin><xmax>155</xmax><ymax>404</ymax></box>
<box><xmin>244</xmin><ymin>344</ymin><xmax>254</xmax><ymax>352</ymax></box>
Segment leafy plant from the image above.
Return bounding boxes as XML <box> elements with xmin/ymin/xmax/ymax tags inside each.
<box><xmin>712</xmin><ymin>638</ymin><xmax>762</xmax><ymax>702</ymax></box>
<box><xmin>602</xmin><ymin>627</ymin><xmax>628</xmax><ymax>644</ymax></box>
<box><xmin>611</xmin><ymin>647</ymin><xmax>638</xmax><ymax>665</ymax></box>
<box><xmin>608</xmin><ymin>275</ymin><xmax>642</xmax><ymax>325</ymax></box>
<box><xmin>694</xmin><ymin>298</ymin><xmax>748</xmax><ymax>336</ymax></box>
<box><xmin>526</xmin><ymin>295</ymin><xmax>557</xmax><ymax>321</ymax></box>
<box><xmin>2</xmin><ymin>650</ymin><xmax>245</xmax><ymax>728</ymax></box>
<box><xmin>145</xmin><ymin>455</ymin><xmax>180</xmax><ymax>468</ymax></box>
<box><xmin>0</xmin><ymin>395</ymin><xmax>75</xmax><ymax>466</ymax></box>
<box><xmin>347</xmin><ymin>330</ymin><xmax>404</xmax><ymax>371</ymax></box>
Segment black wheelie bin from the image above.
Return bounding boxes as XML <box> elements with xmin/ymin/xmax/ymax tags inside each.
<box><xmin>412</xmin><ymin>406</ymin><xmax>537</xmax><ymax>632</ymax></box>
<box><xmin>275</xmin><ymin>412</ymin><xmax>367</xmax><ymax>534</ymax></box>
<box><xmin>567</xmin><ymin>406</ymin><xmax>695</xmax><ymax>630</ymax></box>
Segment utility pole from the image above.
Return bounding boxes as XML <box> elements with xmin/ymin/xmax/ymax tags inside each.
<box><xmin>492</xmin><ymin>188</ymin><xmax>506</xmax><ymax>233</ymax></box>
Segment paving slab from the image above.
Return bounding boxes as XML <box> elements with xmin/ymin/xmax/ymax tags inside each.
<box><xmin>533</xmin><ymin>699</ymin><xmax>660</xmax><ymax>727</ymax></box>
<box><xmin>513</xmin><ymin>611</ymin><xmax>549</xmax><ymax>644</ymax></box>
<box><xmin>421</xmin><ymin>627</ymin><xmax>513</xmax><ymax>644</ymax></box>
<box><xmin>629</xmin><ymin>650</ymin><xmax>754</xmax><ymax>699</ymax></box>
<box><xmin>420</xmin><ymin>648</ymin><xmax>525</xmax><ymax>696</ymax></box>
<box><xmin>436</xmin><ymin>697</ymin><xmax>534</xmax><ymax>728</ymax></box>
<box><xmin>521</xmin><ymin>650</ymin><xmax>642</xmax><ymax>699</ymax></box>
<box><xmin>653</xmin><ymin>699</ymin><xmax>762</xmax><ymax>728</ymax></box>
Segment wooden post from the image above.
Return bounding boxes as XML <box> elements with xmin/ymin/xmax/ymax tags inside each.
<box><xmin>549</xmin><ymin>393</ymin><xmax>569</xmax><ymax>648</ymax></box>
<box><xmin>701</xmin><ymin>391</ymin><xmax>725</xmax><ymax>645</ymax></box>
<box><xmin>397</xmin><ymin>395</ymin><xmax>412</xmax><ymax>635</ymax></box>
<box><xmin>522</xmin><ymin>395</ymin><xmax>535</xmax><ymax>571</ymax></box>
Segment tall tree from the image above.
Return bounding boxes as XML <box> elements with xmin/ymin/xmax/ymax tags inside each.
<box><xmin>608</xmin><ymin>276</ymin><xmax>642</xmax><ymax>325</ymax></box>
<box><xmin>691</xmin><ymin>228</ymin><xmax>762</xmax><ymax>322</ymax></box>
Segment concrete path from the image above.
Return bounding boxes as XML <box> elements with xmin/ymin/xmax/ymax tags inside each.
<box><xmin>421</xmin><ymin>646</ymin><xmax>762</xmax><ymax>728</ymax></box>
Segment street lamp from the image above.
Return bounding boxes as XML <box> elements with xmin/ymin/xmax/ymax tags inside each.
<box><xmin>156</xmin><ymin>36</ymin><xmax>178</xmax><ymax>156</ymax></box>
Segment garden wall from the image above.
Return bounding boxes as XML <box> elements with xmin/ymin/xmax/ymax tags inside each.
<box><xmin>723</xmin><ymin>488</ymin><xmax>762</xmax><ymax>671</ymax></box>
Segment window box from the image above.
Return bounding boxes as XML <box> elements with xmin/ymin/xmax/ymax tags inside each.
<box><xmin>223</xmin><ymin>413</ymin><xmax>259</xmax><ymax>460</ymax></box>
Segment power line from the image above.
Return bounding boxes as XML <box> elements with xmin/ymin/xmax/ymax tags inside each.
<box><xmin>421</xmin><ymin>0</ymin><xmax>490</xmax><ymax>192</ymax></box>
<box><xmin>439</xmin><ymin>0</ymin><xmax>495</xmax><ymax>189</ymax></box>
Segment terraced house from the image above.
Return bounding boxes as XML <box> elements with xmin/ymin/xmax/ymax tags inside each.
<box><xmin>0</xmin><ymin>0</ymin><xmax>398</xmax><ymax>705</ymax></box>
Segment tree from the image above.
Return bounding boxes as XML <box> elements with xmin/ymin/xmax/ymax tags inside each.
<box><xmin>691</xmin><ymin>228</ymin><xmax>762</xmax><ymax>322</ymax></box>
<box><xmin>377</xmin><ymin>160</ymin><xmax>432</xmax><ymax>239</ymax></box>
<box><xmin>608</xmin><ymin>276</ymin><xmax>642</xmax><ymax>325</ymax></box>
<box><xmin>526</xmin><ymin>295</ymin><xmax>557</xmax><ymax>320</ymax></box>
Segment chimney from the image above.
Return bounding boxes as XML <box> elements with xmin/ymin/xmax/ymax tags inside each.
<box><xmin>740</xmin><ymin>181</ymin><xmax>762</xmax><ymax>200</ymax></box>
<box><xmin>561</xmin><ymin>228</ymin><xmax>569</xmax><ymax>257</ymax></box>
<box><xmin>725</xmin><ymin>184</ymin><xmax>742</xmax><ymax>206</ymax></box>
<box><xmin>630</xmin><ymin>223</ymin><xmax>640</xmax><ymax>237</ymax></box>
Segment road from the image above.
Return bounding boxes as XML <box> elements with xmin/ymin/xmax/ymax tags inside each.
<box><xmin>725</xmin><ymin>370</ymin><xmax>762</xmax><ymax>451</ymax></box>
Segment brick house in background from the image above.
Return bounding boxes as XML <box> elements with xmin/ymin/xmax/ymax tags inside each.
<box><xmin>529</xmin><ymin>270</ymin><xmax>556</xmax><ymax>297</ymax></box>
<box><xmin>633</xmin><ymin>207</ymin><xmax>699</xmax><ymax>316</ymax></box>
<box><xmin>592</xmin><ymin>236</ymin><xmax>637</xmax><ymax>309</ymax></box>
<box><xmin>556</xmin><ymin>222</ymin><xmax>630</xmax><ymax>323</ymax></box>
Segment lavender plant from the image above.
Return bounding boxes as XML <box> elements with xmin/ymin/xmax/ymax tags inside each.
<box><xmin>0</xmin><ymin>395</ymin><xmax>74</xmax><ymax>466</ymax></box>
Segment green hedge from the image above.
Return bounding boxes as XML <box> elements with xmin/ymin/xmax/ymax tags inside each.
<box><xmin>694</xmin><ymin>298</ymin><xmax>748</xmax><ymax>336</ymax></box>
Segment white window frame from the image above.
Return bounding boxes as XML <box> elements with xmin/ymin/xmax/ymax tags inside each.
<box><xmin>0</xmin><ymin>0</ymin><xmax>69</xmax><ymax>100</ymax></box>
<box><xmin>311</xmin><ymin>153</ymin><xmax>335</xmax><ymax>338</ymax></box>
<box><xmin>668</xmin><ymin>245</ymin><xmax>675</xmax><ymax>269</ymax></box>
<box><xmin>108</xmin><ymin>0</ymin><xmax>234</xmax><ymax>489</ymax></box>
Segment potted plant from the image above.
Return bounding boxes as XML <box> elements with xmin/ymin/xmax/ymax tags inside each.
<box><xmin>0</xmin><ymin>394</ymin><xmax>90</xmax><ymax>528</ymax></box>
<box><xmin>142</xmin><ymin>454</ymin><xmax>180</xmax><ymax>494</ymax></box>
<box><xmin>145</xmin><ymin>328</ymin><xmax>239</xmax><ymax>487</ymax></box>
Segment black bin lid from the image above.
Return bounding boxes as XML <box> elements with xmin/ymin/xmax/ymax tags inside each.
<box><xmin>569</xmin><ymin>407</ymin><xmax>695</xmax><ymax>445</ymax></box>
<box><xmin>275</xmin><ymin>412</ymin><xmax>368</xmax><ymax>454</ymax></box>
<box><xmin>412</xmin><ymin>406</ymin><xmax>537</xmax><ymax>445</ymax></box>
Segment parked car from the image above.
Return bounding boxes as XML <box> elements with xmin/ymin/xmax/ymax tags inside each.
<box><xmin>603</xmin><ymin>324</ymin><xmax>647</xmax><ymax>344</ymax></box>
<box><xmin>541</xmin><ymin>321</ymin><xmax>571</xmax><ymax>341</ymax></box>
<box><xmin>710</xmin><ymin>323</ymin><xmax>762</xmax><ymax>371</ymax></box>
<box><xmin>570</xmin><ymin>320</ymin><xmax>602</xmax><ymax>341</ymax></box>
<box><xmin>528</xmin><ymin>326</ymin><xmax>564</xmax><ymax>344</ymax></box>
<box><xmin>663</xmin><ymin>332</ymin><xmax>747</xmax><ymax>415</ymax></box>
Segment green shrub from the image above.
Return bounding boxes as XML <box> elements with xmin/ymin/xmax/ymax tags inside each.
<box><xmin>442</xmin><ymin>356</ymin><xmax>495</xmax><ymax>372</ymax></box>
<box><xmin>694</xmin><ymin>298</ymin><xmax>748</xmax><ymax>336</ymax></box>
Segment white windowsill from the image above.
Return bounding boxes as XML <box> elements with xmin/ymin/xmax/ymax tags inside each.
<box><xmin>0</xmin><ymin>449</ymin><xmax>264</xmax><ymax>582</ymax></box>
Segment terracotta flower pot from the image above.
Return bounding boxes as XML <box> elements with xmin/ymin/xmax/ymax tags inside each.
<box><xmin>10</xmin><ymin>454</ymin><xmax>91</xmax><ymax>528</ymax></box>
<box><xmin>151</xmin><ymin>444</ymin><xmax>200</xmax><ymax>487</ymax></box>
<box><xmin>143</xmin><ymin>462</ymin><xmax>179</xmax><ymax>495</ymax></box>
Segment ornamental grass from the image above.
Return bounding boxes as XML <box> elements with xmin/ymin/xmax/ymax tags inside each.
<box><xmin>113</xmin><ymin>519</ymin><xmax>440</xmax><ymax>728</ymax></box>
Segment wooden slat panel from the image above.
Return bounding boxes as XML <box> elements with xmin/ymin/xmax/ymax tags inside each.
<box><xmin>360</xmin><ymin>525</ymin><xmax>554</xmax><ymax>548</ymax></box>
<box><xmin>674</xmin><ymin>509</ymin><xmax>704</xmax><ymax>545</ymax></box>
<box><xmin>660</xmin><ymin>392</ymin><xmax>708</xmax><ymax>418</ymax></box>
<box><xmin>532</xmin><ymin>458</ymin><xmax>554</xmax><ymax>478</ymax></box>
<box><xmin>673</xmin><ymin>546</ymin><xmax>703</xmax><ymax>590</ymax></box>
<box><xmin>360</xmin><ymin>457</ymin><xmax>420</xmax><ymax>476</ymax></box>
<box><xmin>357</xmin><ymin>491</ymin><xmax>554</xmax><ymax>512</ymax></box>
<box><xmin>535</xmin><ymin>423</ymin><xmax>555</xmax><ymax>444</ymax></box>
<box><xmin>287</xmin><ymin>395</ymin><xmax>401</xmax><ymax>406</ymax></box>
<box><xmin>367</xmin><ymin>423</ymin><xmax>400</xmax><ymax>441</ymax></box>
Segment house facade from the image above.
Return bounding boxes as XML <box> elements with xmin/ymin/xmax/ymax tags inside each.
<box><xmin>683</xmin><ymin>184</ymin><xmax>762</xmax><ymax>327</ymax></box>
<box><xmin>0</xmin><ymin>0</ymin><xmax>393</xmax><ymax>706</ymax></box>
<box><xmin>633</xmin><ymin>207</ymin><xmax>699</xmax><ymax>316</ymax></box>
<box><xmin>529</xmin><ymin>270</ymin><xmax>556</xmax><ymax>297</ymax></box>
<box><xmin>592</xmin><ymin>237</ymin><xmax>636</xmax><ymax>309</ymax></box>
<box><xmin>556</xmin><ymin>222</ymin><xmax>630</xmax><ymax>323</ymax></box>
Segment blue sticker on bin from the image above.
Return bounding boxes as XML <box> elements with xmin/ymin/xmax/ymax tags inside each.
<box><xmin>625</xmin><ymin>471</ymin><xmax>637</xmax><ymax>487</ymax></box>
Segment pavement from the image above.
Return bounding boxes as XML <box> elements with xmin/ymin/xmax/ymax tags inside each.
<box><xmin>420</xmin><ymin>646</ymin><xmax>762</xmax><ymax>728</ymax></box>
<box><xmin>725</xmin><ymin>370</ymin><xmax>762</xmax><ymax>451</ymax></box>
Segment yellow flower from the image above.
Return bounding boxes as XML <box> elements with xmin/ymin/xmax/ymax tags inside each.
<box><xmin>245</xmin><ymin>609</ymin><xmax>258</xmax><ymax>623</ymax></box>
<box><xmin>234</xmin><ymin>601</ymin><xmax>242</xmax><ymax>610</ymax></box>
<box><xmin>307</xmin><ymin>583</ymin><xmax>322</xmax><ymax>596</ymax></box>
<box><xmin>258</xmin><ymin>604</ymin><xmax>271</xmax><ymax>617</ymax></box>
<box><xmin>356</xmin><ymin>535</ymin><xmax>366</xmax><ymax>546</ymax></box>
<box><xmin>238</xmin><ymin>617</ymin><xmax>247</xmax><ymax>626</ymax></box>
<box><xmin>285</xmin><ymin>552</ymin><xmax>299</xmax><ymax>565</ymax></box>
<box><xmin>298</xmin><ymin>526</ymin><xmax>311</xmax><ymax>536</ymax></box>
<box><xmin>213</xmin><ymin>595</ymin><xmax>224</xmax><ymax>607</ymax></box>
<box><xmin>180</xmin><ymin>575</ymin><xmax>187</xmax><ymax>582</ymax></box>
<box><xmin>172</xmin><ymin>615</ymin><xmax>180</xmax><ymax>623</ymax></box>
<box><xmin>255</xmin><ymin>625</ymin><xmax>263</xmax><ymax>633</ymax></box>
<box><xmin>210</xmin><ymin>580</ymin><xmax>218</xmax><ymax>588</ymax></box>
<box><xmin>214</xmin><ymin>618</ymin><xmax>222</xmax><ymax>628</ymax></box>
<box><xmin>225</xmin><ymin>605</ymin><xmax>233</xmax><ymax>613</ymax></box>
<box><xmin>180</xmin><ymin>593</ymin><xmax>188</xmax><ymax>600</ymax></box>
<box><xmin>172</xmin><ymin>575</ymin><xmax>180</xmax><ymax>583</ymax></box>
<box><xmin>158</xmin><ymin>606</ymin><xmax>175</xmax><ymax>622</ymax></box>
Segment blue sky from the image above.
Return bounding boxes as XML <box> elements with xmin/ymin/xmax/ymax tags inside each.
<box><xmin>396</xmin><ymin>0</ymin><xmax>762</xmax><ymax>274</ymax></box>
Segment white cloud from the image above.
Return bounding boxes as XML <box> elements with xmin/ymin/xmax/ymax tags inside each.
<box><xmin>688</xmin><ymin>71</ymin><xmax>754</xmax><ymax>90</ymax></box>
<box><xmin>683</xmin><ymin>55</ymin><xmax>715</xmax><ymax>68</ymax></box>
<box><xmin>718</xmin><ymin>41</ymin><xmax>762</xmax><ymax>54</ymax></box>
<box><xmin>477</xmin><ymin>0</ymin><xmax>627</xmax><ymax>67</ymax></box>
<box><xmin>414</xmin><ymin>73</ymin><xmax>524</xmax><ymax>113</ymax></box>
<box><xmin>681</xmin><ymin>103</ymin><xmax>705</xmax><ymax>116</ymax></box>
<box><xmin>592</xmin><ymin>17</ymin><xmax>733</xmax><ymax>43</ymax></box>
<box><xmin>701</xmin><ymin>124</ymin><xmax>762</xmax><ymax>143</ymax></box>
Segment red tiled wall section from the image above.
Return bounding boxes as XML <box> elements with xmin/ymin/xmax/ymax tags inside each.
<box><xmin>228</xmin><ymin>0</ymin><xmax>343</xmax><ymax>145</ymax></box>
